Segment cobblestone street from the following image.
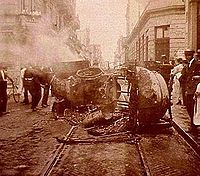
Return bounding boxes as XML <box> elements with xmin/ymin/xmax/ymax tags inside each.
<box><xmin>0</xmin><ymin>96</ymin><xmax>200</xmax><ymax>176</ymax></box>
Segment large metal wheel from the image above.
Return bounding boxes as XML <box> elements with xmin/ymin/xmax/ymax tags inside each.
<box><xmin>11</xmin><ymin>82</ymin><xmax>20</xmax><ymax>103</ymax></box>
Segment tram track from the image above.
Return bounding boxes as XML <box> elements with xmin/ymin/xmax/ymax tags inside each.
<box><xmin>40</xmin><ymin>125</ymin><xmax>77</xmax><ymax>176</ymax></box>
<box><xmin>172</xmin><ymin>120</ymin><xmax>200</xmax><ymax>156</ymax></box>
<box><xmin>39</xmin><ymin>119</ymin><xmax>200</xmax><ymax>176</ymax></box>
<box><xmin>39</xmin><ymin>125</ymin><xmax>151</xmax><ymax>176</ymax></box>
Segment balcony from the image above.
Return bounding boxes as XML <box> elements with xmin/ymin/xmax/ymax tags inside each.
<box><xmin>18</xmin><ymin>9</ymin><xmax>41</xmax><ymax>23</ymax></box>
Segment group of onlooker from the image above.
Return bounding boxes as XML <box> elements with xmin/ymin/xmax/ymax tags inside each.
<box><xmin>0</xmin><ymin>65</ymin><xmax>52</xmax><ymax>116</ymax></box>
<box><xmin>171</xmin><ymin>49</ymin><xmax>200</xmax><ymax>130</ymax></box>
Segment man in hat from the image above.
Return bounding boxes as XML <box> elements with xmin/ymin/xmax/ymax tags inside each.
<box><xmin>184</xmin><ymin>50</ymin><xmax>200</xmax><ymax>129</ymax></box>
<box><xmin>179</xmin><ymin>49</ymin><xmax>195</xmax><ymax>106</ymax></box>
<box><xmin>0</xmin><ymin>66</ymin><xmax>13</xmax><ymax>116</ymax></box>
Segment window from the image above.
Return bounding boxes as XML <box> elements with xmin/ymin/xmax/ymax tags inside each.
<box><xmin>156</xmin><ymin>27</ymin><xmax>163</xmax><ymax>38</ymax></box>
<box><xmin>155</xmin><ymin>25</ymin><xmax>170</xmax><ymax>38</ymax></box>
<box><xmin>163</xmin><ymin>26</ymin><xmax>169</xmax><ymax>38</ymax></box>
<box><xmin>21</xmin><ymin>0</ymin><xmax>35</xmax><ymax>13</ymax></box>
<box><xmin>145</xmin><ymin>36</ymin><xmax>148</xmax><ymax>61</ymax></box>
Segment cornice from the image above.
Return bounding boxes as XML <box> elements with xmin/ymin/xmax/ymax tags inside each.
<box><xmin>126</xmin><ymin>5</ymin><xmax>185</xmax><ymax>44</ymax></box>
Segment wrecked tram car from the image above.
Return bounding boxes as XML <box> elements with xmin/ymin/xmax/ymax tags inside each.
<box><xmin>47</xmin><ymin>65</ymin><xmax>171</xmax><ymax>129</ymax></box>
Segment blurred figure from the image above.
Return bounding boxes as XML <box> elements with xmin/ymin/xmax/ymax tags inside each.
<box><xmin>159</xmin><ymin>54</ymin><xmax>174</xmax><ymax>86</ymax></box>
<box><xmin>20</xmin><ymin>67</ymin><xmax>30</xmax><ymax>104</ymax></box>
<box><xmin>171</xmin><ymin>58</ymin><xmax>183</xmax><ymax>105</ymax></box>
<box><xmin>193</xmin><ymin>82</ymin><xmax>200</xmax><ymax>126</ymax></box>
<box><xmin>179</xmin><ymin>59</ymin><xmax>189</xmax><ymax>106</ymax></box>
<box><xmin>0</xmin><ymin>66</ymin><xmax>13</xmax><ymax>116</ymax></box>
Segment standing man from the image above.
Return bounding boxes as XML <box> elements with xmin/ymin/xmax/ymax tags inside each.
<box><xmin>23</xmin><ymin>66</ymin><xmax>42</xmax><ymax>111</ymax></box>
<box><xmin>40</xmin><ymin>66</ymin><xmax>51</xmax><ymax>108</ymax></box>
<box><xmin>19</xmin><ymin>67</ymin><xmax>29</xmax><ymax>104</ymax></box>
<box><xmin>185</xmin><ymin>51</ymin><xmax>200</xmax><ymax>129</ymax></box>
<box><xmin>179</xmin><ymin>49</ymin><xmax>195</xmax><ymax>106</ymax></box>
<box><xmin>0</xmin><ymin>66</ymin><xmax>13</xmax><ymax>116</ymax></box>
<box><xmin>29</xmin><ymin>66</ymin><xmax>42</xmax><ymax>111</ymax></box>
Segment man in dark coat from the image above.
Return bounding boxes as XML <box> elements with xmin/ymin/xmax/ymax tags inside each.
<box><xmin>185</xmin><ymin>51</ymin><xmax>200</xmax><ymax>129</ymax></box>
<box><xmin>24</xmin><ymin>66</ymin><xmax>42</xmax><ymax>111</ymax></box>
<box><xmin>179</xmin><ymin>49</ymin><xmax>195</xmax><ymax>106</ymax></box>
<box><xmin>0</xmin><ymin>66</ymin><xmax>13</xmax><ymax>116</ymax></box>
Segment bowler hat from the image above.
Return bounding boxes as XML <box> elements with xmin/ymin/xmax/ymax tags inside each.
<box><xmin>184</xmin><ymin>49</ymin><xmax>195</xmax><ymax>55</ymax></box>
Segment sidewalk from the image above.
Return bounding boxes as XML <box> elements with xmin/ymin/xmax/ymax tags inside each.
<box><xmin>172</xmin><ymin>100</ymin><xmax>200</xmax><ymax>145</ymax></box>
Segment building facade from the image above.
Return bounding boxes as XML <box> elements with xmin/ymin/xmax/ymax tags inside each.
<box><xmin>185</xmin><ymin>0</ymin><xmax>200</xmax><ymax>51</ymax></box>
<box><xmin>89</xmin><ymin>44</ymin><xmax>102</xmax><ymax>66</ymax></box>
<box><xmin>0</xmin><ymin>0</ymin><xmax>80</xmax><ymax>66</ymax></box>
<box><xmin>114</xmin><ymin>36</ymin><xmax>126</xmax><ymax>67</ymax></box>
<box><xmin>125</xmin><ymin>0</ymin><xmax>185</xmax><ymax>66</ymax></box>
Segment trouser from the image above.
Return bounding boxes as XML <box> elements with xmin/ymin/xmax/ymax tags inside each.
<box><xmin>42</xmin><ymin>85</ymin><xmax>50</xmax><ymax>105</ymax></box>
<box><xmin>29</xmin><ymin>84</ymin><xmax>41</xmax><ymax>109</ymax></box>
<box><xmin>182</xmin><ymin>88</ymin><xmax>187</xmax><ymax>106</ymax></box>
<box><xmin>186</xmin><ymin>94</ymin><xmax>195</xmax><ymax>127</ymax></box>
<box><xmin>23</xmin><ymin>88</ymin><xmax>29</xmax><ymax>103</ymax></box>
<box><xmin>181</xmin><ymin>84</ymin><xmax>187</xmax><ymax>106</ymax></box>
<box><xmin>0</xmin><ymin>81</ymin><xmax>7</xmax><ymax>113</ymax></box>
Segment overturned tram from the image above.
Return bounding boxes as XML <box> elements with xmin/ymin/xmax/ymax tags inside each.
<box><xmin>43</xmin><ymin>62</ymin><xmax>171</xmax><ymax>132</ymax></box>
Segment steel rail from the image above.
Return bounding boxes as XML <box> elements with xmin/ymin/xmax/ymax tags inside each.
<box><xmin>135</xmin><ymin>140</ymin><xmax>151</xmax><ymax>176</ymax></box>
<box><xmin>172</xmin><ymin>121</ymin><xmax>200</xmax><ymax>157</ymax></box>
<box><xmin>40</xmin><ymin>125</ymin><xmax>77</xmax><ymax>176</ymax></box>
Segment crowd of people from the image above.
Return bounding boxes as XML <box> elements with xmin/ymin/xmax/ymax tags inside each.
<box><xmin>171</xmin><ymin>49</ymin><xmax>200</xmax><ymax>131</ymax></box>
<box><xmin>145</xmin><ymin>50</ymin><xmax>200</xmax><ymax>131</ymax></box>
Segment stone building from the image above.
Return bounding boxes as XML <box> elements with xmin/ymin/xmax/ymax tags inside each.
<box><xmin>185</xmin><ymin>0</ymin><xmax>200</xmax><ymax>51</ymax></box>
<box><xmin>126</xmin><ymin>0</ymin><xmax>149</xmax><ymax>35</ymax></box>
<box><xmin>76</xmin><ymin>28</ymin><xmax>92</xmax><ymax>61</ymax></box>
<box><xmin>125</xmin><ymin>0</ymin><xmax>185</xmax><ymax>66</ymax></box>
<box><xmin>88</xmin><ymin>44</ymin><xmax>102</xmax><ymax>66</ymax></box>
<box><xmin>77</xmin><ymin>28</ymin><xmax>102</xmax><ymax>66</ymax></box>
<box><xmin>0</xmin><ymin>0</ymin><xmax>80</xmax><ymax>66</ymax></box>
<box><xmin>114</xmin><ymin>36</ymin><xmax>126</xmax><ymax>67</ymax></box>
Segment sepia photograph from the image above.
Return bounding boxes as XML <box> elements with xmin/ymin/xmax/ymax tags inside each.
<box><xmin>0</xmin><ymin>0</ymin><xmax>200</xmax><ymax>175</ymax></box>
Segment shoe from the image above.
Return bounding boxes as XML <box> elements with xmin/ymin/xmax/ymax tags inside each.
<box><xmin>42</xmin><ymin>104</ymin><xmax>49</xmax><ymax>108</ymax></box>
<box><xmin>2</xmin><ymin>111</ymin><xmax>10</xmax><ymax>115</ymax></box>
<box><xmin>32</xmin><ymin>108</ymin><xmax>37</xmax><ymax>112</ymax></box>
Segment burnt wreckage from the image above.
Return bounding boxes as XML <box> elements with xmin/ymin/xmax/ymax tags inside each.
<box><xmin>42</xmin><ymin>62</ymin><xmax>171</xmax><ymax>135</ymax></box>
<box><xmin>32</xmin><ymin>61</ymin><xmax>171</xmax><ymax>135</ymax></box>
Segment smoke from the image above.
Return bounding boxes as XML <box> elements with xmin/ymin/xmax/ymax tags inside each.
<box><xmin>0</xmin><ymin>14</ymin><xmax>81</xmax><ymax>67</ymax></box>
<box><xmin>26</xmin><ymin>15</ymin><xmax>81</xmax><ymax>66</ymax></box>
